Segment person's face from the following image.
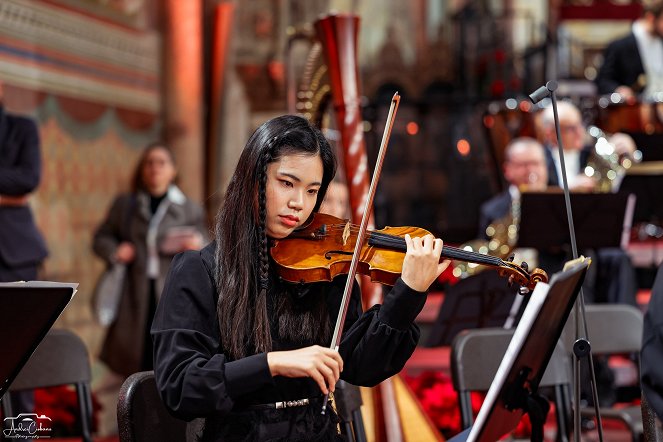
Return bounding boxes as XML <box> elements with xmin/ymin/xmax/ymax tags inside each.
<box><xmin>556</xmin><ymin>109</ymin><xmax>586</xmax><ymax>152</ymax></box>
<box><xmin>265</xmin><ymin>153</ymin><xmax>323</xmax><ymax>239</ymax></box>
<box><xmin>503</xmin><ymin>145</ymin><xmax>548</xmax><ymax>190</ymax></box>
<box><xmin>141</xmin><ymin>147</ymin><xmax>177</xmax><ymax>195</ymax></box>
<box><xmin>319</xmin><ymin>181</ymin><xmax>350</xmax><ymax>219</ymax></box>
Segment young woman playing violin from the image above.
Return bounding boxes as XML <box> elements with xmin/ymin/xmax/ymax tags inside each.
<box><xmin>151</xmin><ymin>115</ymin><xmax>449</xmax><ymax>441</ymax></box>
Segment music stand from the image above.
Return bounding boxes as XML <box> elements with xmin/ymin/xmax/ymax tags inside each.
<box><xmin>0</xmin><ymin>282</ymin><xmax>77</xmax><ymax>397</ymax></box>
<box><xmin>518</xmin><ymin>192</ymin><xmax>635</xmax><ymax>250</ymax></box>
<box><xmin>425</xmin><ymin>270</ymin><xmax>520</xmax><ymax>347</ymax></box>
<box><xmin>450</xmin><ymin>257</ymin><xmax>590</xmax><ymax>442</ymax></box>
<box><xmin>618</xmin><ymin>163</ymin><xmax>663</xmax><ymax>225</ymax></box>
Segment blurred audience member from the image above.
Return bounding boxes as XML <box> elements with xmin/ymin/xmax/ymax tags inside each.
<box><xmin>93</xmin><ymin>142</ymin><xmax>208</xmax><ymax>377</ymax></box>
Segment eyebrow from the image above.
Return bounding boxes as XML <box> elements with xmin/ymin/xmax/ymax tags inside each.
<box><xmin>280</xmin><ymin>172</ymin><xmax>321</xmax><ymax>187</ymax></box>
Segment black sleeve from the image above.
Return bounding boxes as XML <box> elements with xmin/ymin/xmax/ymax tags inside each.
<box><xmin>0</xmin><ymin>118</ymin><xmax>41</xmax><ymax>195</ymax></box>
<box><xmin>595</xmin><ymin>41</ymin><xmax>623</xmax><ymax>95</ymax></box>
<box><xmin>336</xmin><ymin>277</ymin><xmax>426</xmax><ymax>387</ymax></box>
<box><xmin>151</xmin><ymin>250</ymin><xmax>275</xmax><ymax>421</ymax></box>
<box><xmin>641</xmin><ymin>263</ymin><xmax>663</xmax><ymax>421</ymax></box>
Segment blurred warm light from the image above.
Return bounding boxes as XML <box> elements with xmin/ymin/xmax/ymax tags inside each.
<box><xmin>457</xmin><ymin>139</ymin><xmax>471</xmax><ymax>156</ymax></box>
<box><xmin>483</xmin><ymin>115</ymin><xmax>494</xmax><ymax>128</ymax></box>
<box><xmin>406</xmin><ymin>121</ymin><xmax>419</xmax><ymax>135</ymax></box>
<box><xmin>519</xmin><ymin>101</ymin><xmax>531</xmax><ymax>112</ymax></box>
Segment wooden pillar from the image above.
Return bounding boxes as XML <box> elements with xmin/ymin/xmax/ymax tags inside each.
<box><xmin>162</xmin><ymin>0</ymin><xmax>204</xmax><ymax>203</ymax></box>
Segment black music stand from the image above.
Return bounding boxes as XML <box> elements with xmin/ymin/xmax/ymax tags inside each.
<box><xmin>618</xmin><ymin>167</ymin><xmax>663</xmax><ymax>225</ymax></box>
<box><xmin>0</xmin><ymin>282</ymin><xmax>76</xmax><ymax>397</ymax></box>
<box><xmin>425</xmin><ymin>270</ymin><xmax>520</xmax><ymax>347</ymax></box>
<box><xmin>449</xmin><ymin>257</ymin><xmax>590</xmax><ymax>442</ymax></box>
<box><xmin>518</xmin><ymin>192</ymin><xmax>635</xmax><ymax>251</ymax></box>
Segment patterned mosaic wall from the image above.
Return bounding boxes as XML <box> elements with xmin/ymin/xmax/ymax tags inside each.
<box><xmin>0</xmin><ymin>0</ymin><xmax>162</xmax><ymax>355</ymax></box>
<box><xmin>3</xmin><ymin>88</ymin><xmax>157</xmax><ymax>355</ymax></box>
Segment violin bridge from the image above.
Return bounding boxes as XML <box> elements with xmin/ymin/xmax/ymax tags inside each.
<box><xmin>342</xmin><ymin>221</ymin><xmax>351</xmax><ymax>246</ymax></box>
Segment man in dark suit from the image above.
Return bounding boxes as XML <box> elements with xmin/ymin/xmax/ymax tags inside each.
<box><xmin>0</xmin><ymin>79</ymin><xmax>48</xmax><ymax>423</ymax></box>
<box><xmin>478</xmin><ymin>137</ymin><xmax>548</xmax><ymax>239</ymax></box>
<box><xmin>596</xmin><ymin>0</ymin><xmax>663</xmax><ymax>98</ymax></box>
<box><xmin>0</xmin><ymin>80</ymin><xmax>48</xmax><ymax>282</ymax></box>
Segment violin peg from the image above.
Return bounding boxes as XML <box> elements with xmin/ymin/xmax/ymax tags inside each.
<box><xmin>521</xmin><ymin>261</ymin><xmax>529</xmax><ymax>272</ymax></box>
<box><xmin>507</xmin><ymin>254</ymin><xmax>515</xmax><ymax>262</ymax></box>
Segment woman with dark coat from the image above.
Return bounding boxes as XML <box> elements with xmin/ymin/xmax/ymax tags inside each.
<box><xmin>93</xmin><ymin>143</ymin><xmax>208</xmax><ymax>376</ymax></box>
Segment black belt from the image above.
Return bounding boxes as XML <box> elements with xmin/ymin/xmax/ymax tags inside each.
<box><xmin>240</xmin><ymin>397</ymin><xmax>319</xmax><ymax>411</ymax></box>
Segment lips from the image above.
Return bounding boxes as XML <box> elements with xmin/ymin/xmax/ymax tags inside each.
<box><xmin>279</xmin><ymin>215</ymin><xmax>299</xmax><ymax>227</ymax></box>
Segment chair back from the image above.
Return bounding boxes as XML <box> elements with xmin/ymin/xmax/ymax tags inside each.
<box><xmin>1</xmin><ymin>329</ymin><xmax>93</xmax><ymax>442</ymax></box>
<box><xmin>117</xmin><ymin>370</ymin><xmax>187</xmax><ymax>442</ymax></box>
<box><xmin>7</xmin><ymin>328</ymin><xmax>91</xmax><ymax>389</ymax></box>
<box><xmin>562</xmin><ymin>304</ymin><xmax>643</xmax><ymax>356</ymax></box>
<box><xmin>450</xmin><ymin>327</ymin><xmax>571</xmax><ymax>439</ymax></box>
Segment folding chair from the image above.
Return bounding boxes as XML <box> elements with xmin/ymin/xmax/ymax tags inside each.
<box><xmin>563</xmin><ymin>304</ymin><xmax>644</xmax><ymax>442</ymax></box>
<box><xmin>1</xmin><ymin>328</ymin><xmax>94</xmax><ymax>442</ymax></box>
<box><xmin>451</xmin><ymin>327</ymin><xmax>572</xmax><ymax>442</ymax></box>
<box><xmin>117</xmin><ymin>370</ymin><xmax>187</xmax><ymax>442</ymax></box>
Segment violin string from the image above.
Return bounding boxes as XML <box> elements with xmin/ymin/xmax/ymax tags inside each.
<box><xmin>317</xmin><ymin>224</ymin><xmax>506</xmax><ymax>267</ymax></box>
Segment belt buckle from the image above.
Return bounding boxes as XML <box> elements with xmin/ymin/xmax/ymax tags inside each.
<box><xmin>275</xmin><ymin>398</ymin><xmax>310</xmax><ymax>409</ymax></box>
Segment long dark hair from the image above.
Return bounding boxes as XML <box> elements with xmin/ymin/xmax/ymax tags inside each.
<box><xmin>215</xmin><ymin>115</ymin><xmax>336</xmax><ymax>359</ymax></box>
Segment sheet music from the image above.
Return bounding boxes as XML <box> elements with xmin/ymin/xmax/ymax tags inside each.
<box><xmin>467</xmin><ymin>281</ymin><xmax>550</xmax><ymax>442</ymax></box>
<box><xmin>466</xmin><ymin>257</ymin><xmax>590</xmax><ymax>442</ymax></box>
<box><xmin>0</xmin><ymin>281</ymin><xmax>79</xmax><ymax>294</ymax></box>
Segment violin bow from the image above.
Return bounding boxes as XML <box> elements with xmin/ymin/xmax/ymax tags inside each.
<box><xmin>321</xmin><ymin>92</ymin><xmax>400</xmax><ymax>414</ymax></box>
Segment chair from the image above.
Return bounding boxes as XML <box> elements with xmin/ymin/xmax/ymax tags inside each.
<box><xmin>117</xmin><ymin>370</ymin><xmax>187</xmax><ymax>442</ymax></box>
<box><xmin>562</xmin><ymin>304</ymin><xmax>645</xmax><ymax>442</ymax></box>
<box><xmin>334</xmin><ymin>380</ymin><xmax>367</xmax><ymax>442</ymax></box>
<box><xmin>450</xmin><ymin>327</ymin><xmax>572</xmax><ymax>442</ymax></box>
<box><xmin>1</xmin><ymin>328</ymin><xmax>94</xmax><ymax>442</ymax></box>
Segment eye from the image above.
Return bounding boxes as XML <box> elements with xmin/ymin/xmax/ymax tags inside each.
<box><xmin>308</xmin><ymin>188</ymin><xmax>319</xmax><ymax>195</ymax></box>
<box><xmin>280</xmin><ymin>180</ymin><xmax>293</xmax><ymax>188</ymax></box>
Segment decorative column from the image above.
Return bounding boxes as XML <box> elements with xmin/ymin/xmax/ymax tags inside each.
<box><xmin>162</xmin><ymin>0</ymin><xmax>204</xmax><ymax>203</ymax></box>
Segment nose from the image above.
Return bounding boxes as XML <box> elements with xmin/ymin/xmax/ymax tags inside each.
<box><xmin>288</xmin><ymin>191</ymin><xmax>304</xmax><ymax>210</ymax></box>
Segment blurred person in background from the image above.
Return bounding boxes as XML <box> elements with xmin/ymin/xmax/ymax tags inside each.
<box><xmin>478</xmin><ymin>137</ymin><xmax>548</xmax><ymax>238</ymax></box>
<box><xmin>596</xmin><ymin>0</ymin><xmax>663</xmax><ymax>100</ymax></box>
<box><xmin>93</xmin><ymin>142</ymin><xmax>208</xmax><ymax>377</ymax></box>
<box><xmin>0</xmin><ymin>78</ymin><xmax>48</xmax><ymax>427</ymax></box>
<box><xmin>319</xmin><ymin>178</ymin><xmax>350</xmax><ymax>220</ymax></box>
<box><xmin>539</xmin><ymin>101</ymin><xmax>636</xmax><ymax>192</ymax></box>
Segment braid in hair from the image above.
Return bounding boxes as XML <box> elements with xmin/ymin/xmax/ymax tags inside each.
<box><xmin>253</xmin><ymin>138</ymin><xmax>276</xmax><ymax>354</ymax></box>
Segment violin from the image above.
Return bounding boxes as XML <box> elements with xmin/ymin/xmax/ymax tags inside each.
<box><xmin>271</xmin><ymin>212</ymin><xmax>548</xmax><ymax>291</ymax></box>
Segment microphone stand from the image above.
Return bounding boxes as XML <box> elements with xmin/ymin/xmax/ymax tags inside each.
<box><xmin>529</xmin><ymin>81</ymin><xmax>604</xmax><ymax>442</ymax></box>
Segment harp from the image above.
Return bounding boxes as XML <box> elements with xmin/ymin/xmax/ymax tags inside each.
<box><xmin>289</xmin><ymin>13</ymin><xmax>444</xmax><ymax>442</ymax></box>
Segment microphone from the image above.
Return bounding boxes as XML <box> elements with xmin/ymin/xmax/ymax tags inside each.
<box><xmin>528</xmin><ymin>80</ymin><xmax>607</xmax><ymax>440</ymax></box>
<box><xmin>528</xmin><ymin>80</ymin><xmax>557</xmax><ymax>104</ymax></box>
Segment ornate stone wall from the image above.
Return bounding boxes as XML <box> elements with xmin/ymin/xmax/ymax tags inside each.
<box><xmin>0</xmin><ymin>0</ymin><xmax>162</xmax><ymax>354</ymax></box>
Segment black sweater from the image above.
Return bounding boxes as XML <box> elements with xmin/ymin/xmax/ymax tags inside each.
<box><xmin>152</xmin><ymin>241</ymin><xmax>426</xmax><ymax>421</ymax></box>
